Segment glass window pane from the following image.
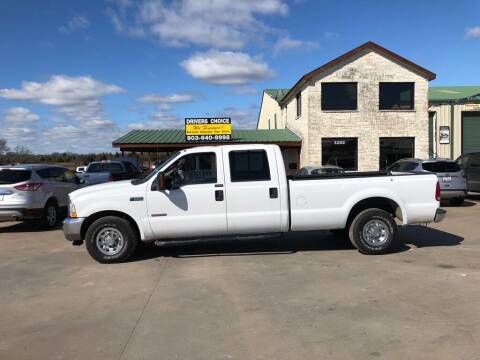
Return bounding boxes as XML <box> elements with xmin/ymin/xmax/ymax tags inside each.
<box><xmin>321</xmin><ymin>83</ymin><xmax>357</xmax><ymax>110</ymax></box>
<box><xmin>321</xmin><ymin>138</ymin><xmax>358</xmax><ymax>171</ymax></box>
<box><xmin>379</xmin><ymin>83</ymin><xmax>414</xmax><ymax>110</ymax></box>
<box><xmin>0</xmin><ymin>169</ymin><xmax>31</xmax><ymax>184</ymax></box>
<box><xmin>379</xmin><ymin>137</ymin><xmax>415</xmax><ymax>170</ymax></box>
<box><xmin>229</xmin><ymin>150</ymin><xmax>271</xmax><ymax>182</ymax></box>
<box><xmin>165</xmin><ymin>152</ymin><xmax>217</xmax><ymax>187</ymax></box>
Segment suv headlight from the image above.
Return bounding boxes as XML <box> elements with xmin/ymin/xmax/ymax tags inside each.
<box><xmin>69</xmin><ymin>200</ymin><xmax>78</xmax><ymax>218</ymax></box>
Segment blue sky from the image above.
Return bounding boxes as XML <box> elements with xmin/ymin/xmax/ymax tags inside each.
<box><xmin>0</xmin><ymin>0</ymin><xmax>479</xmax><ymax>153</ymax></box>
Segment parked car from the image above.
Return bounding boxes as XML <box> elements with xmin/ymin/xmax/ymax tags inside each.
<box><xmin>297</xmin><ymin>165</ymin><xmax>345</xmax><ymax>176</ymax></box>
<box><xmin>456</xmin><ymin>152</ymin><xmax>480</xmax><ymax>193</ymax></box>
<box><xmin>63</xmin><ymin>144</ymin><xmax>444</xmax><ymax>263</ymax></box>
<box><xmin>388</xmin><ymin>158</ymin><xmax>467</xmax><ymax>205</ymax></box>
<box><xmin>0</xmin><ymin>164</ymin><xmax>82</xmax><ymax>227</ymax></box>
<box><xmin>76</xmin><ymin>166</ymin><xmax>87</xmax><ymax>173</ymax></box>
<box><xmin>77</xmin><ymin>160</ymin><xmax>141</xmax><ymax>186</ymax></box>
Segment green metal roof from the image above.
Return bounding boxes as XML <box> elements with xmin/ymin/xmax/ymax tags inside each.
<box><xmin>428</xmin><ymin>86</ymin><xmax>480</xmax><ymax>102</ymax></box>
<box><xmin>113</xmin><ymin>129</ymin><xmax>301</xmax><ymax>145</ymax></box>
<box><xmin>264</xmin><ymin>88</ymin><xmax>290</xmax><ymax>102</ymax></box>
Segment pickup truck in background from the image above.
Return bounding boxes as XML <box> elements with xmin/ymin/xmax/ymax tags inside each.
<box><xmin>77</xmin><ymin>159</ymin><xmax>142</xmax><ymax>186</ymax></box>
<box><xmin>63</xmin><ymin>144</ymin><xmax>445</xmax><ymax>263</ymax></box>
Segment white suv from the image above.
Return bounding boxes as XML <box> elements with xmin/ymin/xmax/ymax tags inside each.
<box><xmin>0</xmin><ymin>164</ymin><xmax>81</xmax><ymax>227</ymax></box>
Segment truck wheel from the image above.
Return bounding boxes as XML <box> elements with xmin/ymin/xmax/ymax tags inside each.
<box><xmin>348</xmin><ymin>208</ymin><xmax>397</xmax><ymax>255</ymax></box>
<box><xmin>41</xmin><ymin>201</ymin><xmax>58</xmax><ymax>229</ymax></box>
<box><xmin>85</xmin><ymin>216</ymin><xmax>138</xmax><ymax>263</ymax></box>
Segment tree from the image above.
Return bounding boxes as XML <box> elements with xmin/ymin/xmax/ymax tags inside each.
<box><xmin>0</xmin><ymin>139</ymin><xmax>8</xmax><ymax>154</ymax></box>
<box><xmin>14</xmin><ymin>144</ymin><xmax>32</xmax><ymax>155</ymax></box>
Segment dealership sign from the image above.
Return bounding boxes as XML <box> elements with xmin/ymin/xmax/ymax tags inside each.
<box><xmin>185</xmin><ymin>118</ymin><xmax>232</xmax><ymax>142</ymax></box>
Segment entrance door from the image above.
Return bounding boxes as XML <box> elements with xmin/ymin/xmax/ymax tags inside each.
<box><xmin>147</xmin><ymin>149</ymin><xmax>227</xmax><ymax>239</ymax></box>
<box><xmin>379</xmin><ymin>137</ymin><xmax>415</xmax><ymax>170</ymax></box>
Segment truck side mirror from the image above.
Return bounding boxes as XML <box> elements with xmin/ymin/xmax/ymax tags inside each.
<box><xmin>157</xmin><ymin>172</ymin><xmax>167</xmax><ymax>190</ymax></box>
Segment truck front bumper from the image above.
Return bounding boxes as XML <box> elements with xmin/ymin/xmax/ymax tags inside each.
<box><xmin>63</xmin><ymin>217</ymin><xmax>84</xmax><ymax>242</ymax></box>
<box><xmin>434</xmin><ymin>208</ymin><xmax>447</xmax><ymax>223</ymax></box>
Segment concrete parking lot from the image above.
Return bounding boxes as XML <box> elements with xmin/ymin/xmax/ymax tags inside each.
<box><xmin>1</xmin><ymin>198</ymin><xmax>479</xmax><ymax>360</ymax></box>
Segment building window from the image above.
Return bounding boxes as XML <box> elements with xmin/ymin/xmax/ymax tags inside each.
<box><xmin>229</xmin><ymin>150</ymin><xmax>271</xmax><ymax>182</ymax></box>
<box><xmin>379</xmin><ymin>82</ymin><xmax>414</xmax><ymax>110</ymax></box>
<box><xmin>379</xmin><ymin>137</ymin><xmax>415</xmax><ymax>170</ymax></box>
<box><xmin>296</xmin><ymin>92</ymin><xmax>302</xmax><ymax>117</ymax></box>
<box><xmin>268</xmin><ymin>119</ymin><xmax>271</xmax><ymax>129</ymax></box>
<box><xmin>274</xmin><ymin>113</ymin><xmax>277</xmax><ymax>129</ymax></box>
<box><xmin>322</xmin><ymin>138</ymin><xmax>358</xmax><ymax>171</ymax></box>
<box><xmin>321</xmin><ymin>82</ymin><xmax>357</xmax><ymax>111</ymax></box>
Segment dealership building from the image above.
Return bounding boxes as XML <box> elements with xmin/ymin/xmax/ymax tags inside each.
<box><xmin>258</xmin><ymin>41</ymin><xmax>480</xmax><ymax>171</ymax></box>
<box><xmin>113</xmin><ymin>41</ymin><xmax>480</xmax><ymax>174</ymax></box>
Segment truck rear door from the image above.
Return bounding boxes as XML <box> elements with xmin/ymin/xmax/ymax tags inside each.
<box><xmin>222</xmin><ymin>147</ymin><xmax>282</xmax><ymax>234</ymax></box>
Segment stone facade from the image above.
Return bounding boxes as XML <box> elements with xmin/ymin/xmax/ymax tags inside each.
<box><xmin>260</xmin><ymin>47</ymin><xmax>432</xmax><ymax>171</ymax></box>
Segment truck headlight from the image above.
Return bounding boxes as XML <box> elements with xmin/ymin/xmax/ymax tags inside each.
<box><xmin>69</xmin><ymin>200</ymin><xmax>78</xmax><ymax>218</ymax></box>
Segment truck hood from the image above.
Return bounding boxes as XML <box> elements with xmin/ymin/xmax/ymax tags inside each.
<box><xmin>70</xmin><ymin>180</ymin><xmax>134</xmax><ymax>201</ymax></box>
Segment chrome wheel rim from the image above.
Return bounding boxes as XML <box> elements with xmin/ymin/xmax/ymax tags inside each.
<box><xmin>46</xmin><ymin>206</ymin><xmax>56</xmax><ymax>226</ymax></box>
<box><xmin>362</xmin><ymin>219</ymin><xmax>389</xmax><ymax>246</ymax></box>
<box><xmin>95</xmin><ymin>227</ymin><xmax>125</xmax><ymax>256</ymax></box>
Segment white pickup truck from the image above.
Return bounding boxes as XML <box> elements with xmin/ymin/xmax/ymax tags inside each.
<box><xmin>63</xmin><ymin>144</ymin><xmax>445</xmax><ymax>263</ymax></box>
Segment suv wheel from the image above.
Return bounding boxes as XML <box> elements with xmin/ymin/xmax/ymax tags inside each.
<box><xmin>41</xmin><ymin>202</ymin><xmax>58</xmax><ymax>229</ymax></box>
<box><xmin>348</xmin><ymin>208</ymin><xmax>397</xmax><ymax>255</ymax></box>
<box><xmin>85</xmin><ymin>216</ymin><xmax>138</xmax><ymax>263</ymax></box>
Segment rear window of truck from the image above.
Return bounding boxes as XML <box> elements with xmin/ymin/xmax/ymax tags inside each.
<box><xmin>422</xmin><ymin>161</ymin><xmax>461</xmax><ymax>173</ymax></box>
<box><xmin>0</xmin><ymin>169</ymin><xmax>32</xmax><ymax>184</ymax></box>
<box><xmin>229</xmin><ymin>150</ymin><xmax>271</xmax><ymax>182</ymax></box>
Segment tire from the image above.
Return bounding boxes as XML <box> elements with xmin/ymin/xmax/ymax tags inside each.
<box><xmin>450</xmin><ymin>197</ymin><xmax>464</xmax><ymax>206</ymax></box>
<box><xmin>41</xmin><ymin>201</ymin><xmax>58</xmax><ymax>229</ymax></box>
<box><xmin>348</xmin><ymin>208</ymin><xmax>397</xmax><ymax>255</ymax></box>
<box><xmin>85</xmin><ymin>216</ymin><xmax>138</xmax><ymax>263</ymax></box>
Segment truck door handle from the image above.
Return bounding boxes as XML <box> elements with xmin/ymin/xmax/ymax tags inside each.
<box><xmin>215</xmin><ymin>190</ymin><xmax>224</xmax><ymax>201</ymax></box>
<box><xmin>269</xmin><ymin>187</ymin><xmax>278</xmax><ymax>199</ymax></box>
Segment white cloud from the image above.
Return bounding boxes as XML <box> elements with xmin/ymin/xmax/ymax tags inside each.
<box><xmin>3</xmin><ymin>107</ymin><xmax>39</xmax><ymax>124</ymax></box>
<box><xmin>0</xmin><ymin>75</ymin><xmax>125</xmax><ymax>153</ymax></box>
<box><xmin>217</xmin><ymin>105</ymin><xmax>258</xmax><ymax>129</ymax></box>
<box><xmin>138</xmin><ymin>93</ymin><xmax>194</xmax><ymax>106</ymax></box>
<box><xmin>272</xmin><ymin>36</ymin><xmax>319</xmax><ymax>55</ymax></box>
<box><xmin>107</xmin><ymin>0</ymin><xmax>288</xmax><ymax>49</ymax></box>
<box><xmin>59</xmin><ymin>15</ymin><xmax>90</xmax><ymax>33</ymax></box>
<box><xmin>181</xmin><ymin>50</ymin><xmax>274</xmax><ymax>85</ymax></box>
<box><xmin>466</xmin><ymin>26</ymin><xmax>480</xmax><ymax>38</ymax></box>
<box><xmin>0</xmin><ymin>75</ymin><xmax>123</xmax><ymax>126</ymax></box>
<box><xmin>228</xmin><ymin>86</ymin><xmax>257</xmax><ymax>95</ymax></box>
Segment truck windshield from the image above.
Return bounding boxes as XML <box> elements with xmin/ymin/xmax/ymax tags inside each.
<box><xmin>0</xmin><ymin>169</ymin><xmax>32</xmax><ymax>184</ymax></box>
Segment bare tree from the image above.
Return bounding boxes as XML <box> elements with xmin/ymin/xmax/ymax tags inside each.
<box><xmin>0</xmin><ymin>139</ymin><xmax>8</xmax><ymax>154</ymax></box>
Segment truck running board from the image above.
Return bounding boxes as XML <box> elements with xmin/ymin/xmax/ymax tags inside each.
<box><xmin>154</xmin><ymin>233</ymin><xmax>283</xmax><ymax>247</ymax></box>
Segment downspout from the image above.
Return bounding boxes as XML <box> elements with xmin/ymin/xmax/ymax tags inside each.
<box><xmin>450</xmin><ymin>102</ymin><xmax>455</xmax><ymax>159</ymax></box>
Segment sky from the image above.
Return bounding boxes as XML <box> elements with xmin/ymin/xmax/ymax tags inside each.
<box><xmin>0</xmin><ymin>0</ymin><xmax>479</xmax><ymax>154</ymax></box>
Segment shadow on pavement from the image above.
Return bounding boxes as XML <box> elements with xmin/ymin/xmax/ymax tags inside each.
<box><xmin>0</xmin><ymin>221</ymin><xmax>62</xmax><ymax>233</ymax></box>
<box><xmin>442</xmin><ymin>200</ymin><xmax>476</xmax><ymax>208</ymax></box>
<box><xmin>132</xmin><ymin>225</ymin><xmax>463</xmax><ymax>262</ymax></box>
<box><xmin>399</xmin><ymin>225</ymin><xmax>464</xmax><ymax>248</ymax></box>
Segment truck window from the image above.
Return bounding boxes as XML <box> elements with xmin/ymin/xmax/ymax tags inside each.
<box><xmin>229</xmin><ymin>150</ymin><xmax>271</xmax><ymax>182</ymax></box>
<box><xmin>164</xmin><ymin>152</ymin><xmax>217</xmax><ymax>188</ymax></box>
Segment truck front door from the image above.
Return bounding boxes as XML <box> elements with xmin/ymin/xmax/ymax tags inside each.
<box><xmin>147</xmin><ymin>149</ymin><xmax>227</xmax><ymax>239</ymax></box>
<box><xmin>222</xmin><ymin>148</ymin><xmax>282</xmax><ymax>234</ymax></box>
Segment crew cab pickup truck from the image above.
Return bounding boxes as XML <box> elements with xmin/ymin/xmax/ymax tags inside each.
<box><xmin>63</xmin><ymin>144</ymin><xmax>445</xmax><ymax>263</ymax></box>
